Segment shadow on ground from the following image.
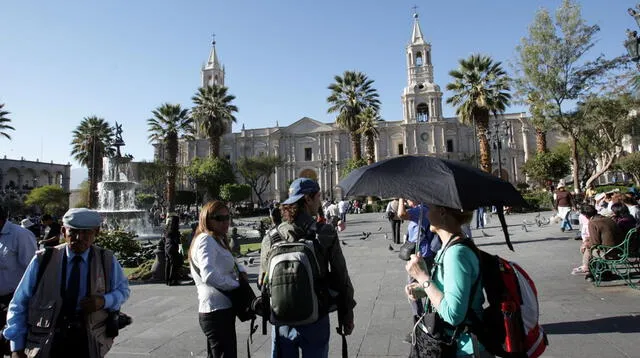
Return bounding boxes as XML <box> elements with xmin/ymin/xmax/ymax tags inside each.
<box><xmin>543</xmin><ymin>315</ymin><xmax>640</xmax><ymax>334</ymax></box>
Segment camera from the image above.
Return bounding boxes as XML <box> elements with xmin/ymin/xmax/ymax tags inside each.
<box><xmin>249</xmin><ymin>296</ymin><xmax>265</xmax><ymax>318</ymax></box>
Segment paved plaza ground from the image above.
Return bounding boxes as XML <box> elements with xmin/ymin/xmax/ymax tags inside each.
<box><xmin>109</xmin><ymin>211</ymin><xmax>640</xmax><ymax>358</ymax></box>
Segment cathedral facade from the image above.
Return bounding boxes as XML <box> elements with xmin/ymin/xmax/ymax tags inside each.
<box><xmin>158</xmin><ymin>15</ymin><xmax>563</xmax><ymax>202</ymax></box>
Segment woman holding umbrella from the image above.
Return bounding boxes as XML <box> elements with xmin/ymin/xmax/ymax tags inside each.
<box><xmin>404</xmin><ymin>205</ymin><xmax>492</xmax><ymax>358</ymax></box>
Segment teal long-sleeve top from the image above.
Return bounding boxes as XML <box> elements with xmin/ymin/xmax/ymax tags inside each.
<box><xmin>431</xmin><ymin>243</ymin><xmax>484</xmax><ymax>356</ymax></box>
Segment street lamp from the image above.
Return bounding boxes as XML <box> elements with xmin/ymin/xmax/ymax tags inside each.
<box><xmin>188</xmin><ymin>176</ymin><xmax>198</xmax><ymax>214</ymax></box>
<box><xmin>487</xmin><ymin>120</ymin><xmax>510</xmax><ymax>180</ymax></box>
<box><xmin>320</xmin><ymin>157</ymin><xmax>335</xmax><ymax>202</ymax></box>
<box><xmin>626</xmin><ymin>6</ymin><xmax>640</xmax><ymax>65</ymax></box>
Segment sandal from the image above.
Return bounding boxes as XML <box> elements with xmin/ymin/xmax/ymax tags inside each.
<box><xmin>571</xmin><ymin>266</ymin><xmax>588</xmax><ymax>275</ymax></box>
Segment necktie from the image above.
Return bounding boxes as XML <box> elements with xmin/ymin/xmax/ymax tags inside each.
<box><xmin>64</xmin><ymin>255</ymin><xmax>82</xmax><ymax>314</ymax></box>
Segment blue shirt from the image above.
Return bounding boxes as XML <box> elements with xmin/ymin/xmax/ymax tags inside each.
<box><xmin>0</xmin><ymin>221</ymin><xmax>37</xmax><ymax>296</ymax></box>
<box><xmin>406</xmin><ymin>205</ymin><xmax>437</xmax><ymax>257</ymax></box>
<box><xmin>3</xmin><ymin>245</ymin><xmax>131</xmax><ymax>351</ymax></box>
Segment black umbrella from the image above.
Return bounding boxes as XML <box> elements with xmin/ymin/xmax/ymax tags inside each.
<box><xmin>337</xmin><ymin>155</ymin><xmax>527</xmax><ymax>250</ymax></box>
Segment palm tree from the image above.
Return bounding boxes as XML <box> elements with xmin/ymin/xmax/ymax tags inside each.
<box><xmin>327</xmin><ymin>71</ymin><xmax>380</xmax><ymax>162</ymax></box>
<box><xmin>147</xmin><ymin>103</ymin><xmax>194</xmax><ymax>212</ymax></box>
<box><xmin>70</xmin><ymin>116</ymin><xmax>115</xmax><ymax>208</ymax></box>
<box><xmin>446</xmin><ymin>54</ymin><xmax>512</xmax><ymax>173</ymax></box>
<box><xmin>0</xmin><ymin>103</ymin><xmax>14</xmax><ymax>140</ymax></box>
<box><xmin>357</xmin><ymin>107</ymin><xmax>381</xmax><ymax>165</ymax></box>
<box><xmin>192</xmin><ymin>85</ymin><xmax>238</xmax><ymax>158</ymax></box>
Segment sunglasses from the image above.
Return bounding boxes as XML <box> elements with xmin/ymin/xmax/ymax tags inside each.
<box><xmin>208</xmin><ymin>214</ymin><xmax>230</xmax><ymax>222</ymax></box>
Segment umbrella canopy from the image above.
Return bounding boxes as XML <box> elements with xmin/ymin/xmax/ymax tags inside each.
<box><xmin>337</xmin><ymin>155</ymin><xmax>527</xmax><ymax>250</ymax></box>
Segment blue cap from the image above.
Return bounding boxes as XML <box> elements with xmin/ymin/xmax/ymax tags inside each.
<box><xmin>62</xmin><ymin>208</ymin><xmax>102</xmax><ymax>229</ymax></box>
<box><xmin>282</xmin><ymin>178</ymin><xmax>320</xmax><ymax>205</ymax></box>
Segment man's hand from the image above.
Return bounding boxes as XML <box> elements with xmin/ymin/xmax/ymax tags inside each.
<box><xmin>80</xmin><ymin>295</ymin><xmax>105</xmax><ymax>313</ymax></box>
<box><xmin>342</xmin><ymin>320</ymin><xmax>355</xmax><ymax>335</ymax></box>
<box><xmin>12</xmin><ymin>350</ymin><xmax>27</xmax><ymax>358</ymax></box>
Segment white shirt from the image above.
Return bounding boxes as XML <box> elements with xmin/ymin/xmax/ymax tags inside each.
<box><xmin>327</xmin><ymin>204</ymin><xmax>339</xmax><ymax>218</ymax></box>
<box><xmin>190</xmin><ymin>233</ymin><xmax>246</xmax><ymax>313</ymax></box>
<box><xmin>0</xmin><ymin>221</ymin><xmax>37</xmax><ymax>295</ymax></box>
<box><xmin>338</xmin><ymin>200</ymin><xmax>349</xmax><ymax>214</ymax></box>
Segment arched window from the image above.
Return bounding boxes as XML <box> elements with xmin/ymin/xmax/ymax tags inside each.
<box><xmin>415</xmin><ymin>52</ymin><xmax>423</xmax><ymax>66</ymax></box>
<box><xmin>416</xmin><ymin>103</ymin><xmax>429</xmax><ymax>122</ymax></box>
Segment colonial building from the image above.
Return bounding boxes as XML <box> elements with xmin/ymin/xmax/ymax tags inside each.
<box><xmin>158</xmin><ymin>14</ymin><xmax>566</xmax><ymax>202</ymax></box>
<box><xmin>0</xmin><ymin>156</ymin><xmax>71</xmax><ymax>200</ymax></box>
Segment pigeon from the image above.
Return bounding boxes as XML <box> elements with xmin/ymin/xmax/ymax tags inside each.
<box><xmin>360</xmin><ymin>232</ymin><xmax>371</xmax><ymax>240</ymax></box>
<box><xmin>243</xmin><ymin>260</ymin><xmax>248</xmax><ymax>266</ymax></box>
<box><xmin>481</xmin><ymin>230</ymin><xmax>492</xmax><ymax>237</ymax></box>
<box><xmin>377</xmin><ymin>227</ymin><xmax>383</xmax><ymax>232</ymax></box>
<box><xmin>388</xmin><ymin>244</ymin><xmax>394</xmax><ymax>251</ymax></box>
<box><xmin>521</xmin><ymin>224</ymin><xmax>528</xmax><ymax>232</ymax></box>
<box><xmin>341</xmin><ymin>240</ymin><xmax>348</xmax><ymax>246</ymax></box>
<box><xmin>384</xmin><ymin>233</ymin><xmax>388</xmax><ymax>240</ymax></box>
<box><xmin>248</xmin><ymin>257</ymin><xmax>255</xmax><ymax>265</ymax></box>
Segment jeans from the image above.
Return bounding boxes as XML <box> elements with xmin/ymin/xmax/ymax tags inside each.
<box><xmin>199</xmin><ymin>309</ymin><xmax>237</xmax><ymax>358</ymax></box>
<box><xmin>340</xmin><ymin>212</ymin><xmax>347</xmax><ymax>223</ymax></box>
<box><xmin>271</xmin><ymin>314</ymin><xmax>330</xmax><ymax>358</ymax></box>
<box><xmin>475</xmin><ymin>207</ymin><xmax>485</xmax><ymax>229</ymax></box>
<box><xmin>559</xmin><ymin>207</ymin><xmax>573</xmax><ymax>231</ymax></box>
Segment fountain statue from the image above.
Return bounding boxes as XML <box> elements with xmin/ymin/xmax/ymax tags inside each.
<box><xmin>97</xmin><ymin>122</ymin><xmax>151</xmax><ymax>235</ymax></box>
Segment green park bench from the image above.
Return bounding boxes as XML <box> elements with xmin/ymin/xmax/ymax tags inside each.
<box><xmin>588</xmin><ymin>228</ymin><xmax>640</xmax><ymax>289</ymax></box>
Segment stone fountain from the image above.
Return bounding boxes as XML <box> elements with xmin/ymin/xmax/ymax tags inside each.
<box><xmin>97</xmin><ymin>123</ymin><xmax>151</xmax><ymax>235</ymax></box>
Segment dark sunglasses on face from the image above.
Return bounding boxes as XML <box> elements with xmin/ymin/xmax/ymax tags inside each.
<box><xmin>208</xmin><ymin>214</ymin><xmax>230</xmax><ymax>222</ymax></box>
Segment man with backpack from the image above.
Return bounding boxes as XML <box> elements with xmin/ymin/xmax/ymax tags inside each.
<box><xmin>261</xmin><ymin>178</ymin><xmax>356</xmax><ymax>357</ymax></box>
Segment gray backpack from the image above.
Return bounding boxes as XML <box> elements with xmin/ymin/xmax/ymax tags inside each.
<box><xmin>263</xmin><ymin>222</ymin><xmax>328</xmax><ymax>326</ymax></box>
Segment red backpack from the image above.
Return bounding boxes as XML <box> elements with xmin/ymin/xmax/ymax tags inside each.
<box><xmin>448</xmin><ymin>239</ymin><xmax>548</xmax><ymax>358</ymax></box>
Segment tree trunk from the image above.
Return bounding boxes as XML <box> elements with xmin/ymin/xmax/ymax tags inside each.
<box><xmin>87</xmin><ymin>164</ymin><xmax>95</xmax><ymax>208</ymax></box>
<box><xmin>584</xmin><ymin>151</ymin><xmax>623</xmax><ymax>190</ymax></box>
<box><xmin>570</xmin><ymin>136</ymin><xmax>581</xmax><ymax>193</ymax></box>
<box><xmin>475</xmin><ymin>114</ymin><xmax>492</xmax><ymax>173</ymax></box>
<box><xmin>166</xmin><ymin>136</ymin><xmax>178</xmax><ymax>213</ymax></box>
<box><xmin>365</xmin><ymin>134</ymin><xmax>375</xmax><ymax>165</ymax></box>
<box><xmin>210</xmin><ymin>136</ymin><xmax>220</xmax><ymax>158</ymax></box>
<box><xmin>535</xmin><ymin>129</ymin><xmax>547</xmax><ymax>154</ymax></box>
<box><xmin>351</xmin><ymin>132</ymin><xmax>362</xmax><ymax>162</ymax></box>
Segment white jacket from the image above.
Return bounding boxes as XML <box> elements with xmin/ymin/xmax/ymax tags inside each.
<box><xmin>190</xmin><ymin>233</ymin><xmax>246</xmax><ymax>313</ymax></box>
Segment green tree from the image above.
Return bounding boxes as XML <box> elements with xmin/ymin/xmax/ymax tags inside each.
<box><xmin>192</xmin><ymin>85</ymin><xmax>238</xmax><ymax>158</ymax></box>
<box><xmin>236</xmin><ymin>155</ymin><xmax>283</xmax><ymax>205</ymax></box>
<box><xmin>617</xmin><ymin>152</ymin><xmax>640</xmax><ymax>186</ymax></box>
<box><xmin>446</xmin><ymin>54</ymin><xmax>512</xmax><ymax>173</ymax></box>
<box><xmin>521</xmin><ymin>151</ymin><xmax>571</xmax><ymax>186</ymax></box>
<box><xmin>356</xmin><ymin>107</ymin><xmax>380</xmax><ymax>165</ymax></box>
<box><xmin>136</xmin><ymin>160</ymin><xmax>171</xmax><ymax>209</ymax></box>
<box><xmin>0</xmin><ymin>103</ymin><xmax>14</xmax><ymax>140</ymax></box>
<box><xmin>24</xmin><ymin>185</ymin><xmax>69</xmax><ymax>216</ymax></box>
<box><xmin>575</xmin><ymin>94</ymin><xmax>640</xmax><ymax>189</ymax></box>
<box><xmin>70</xmin><ymin>116</ymin><xmax>114</xmax><ymax>208</ymax></box>
<box><xmin>147</xmin><ymin>103</ymin><xmax>194</xmax><ymax>212</ymax></box>
<box><xmin>514</xmin><ymin>0</ymin><xmax>623</xmax><ymax>191</ymax></box>
<box><xmin>340</xmin><ymin>158</ymin><xmax>367</xmax><ymax>178</ymax></box>
<box><xmin>220</xmin><ymin>183</ymin><xmax>252</xmax><ymax>206</ymax></box>
<box><xmin>184</xmin><ymin>157</ymin><xmax>235</xmax><ymax>200</ymax></box>
<box><xmin>327</xmin><ymin>71</ymin><xmax>380</xmax><ymax>162</ymax></box>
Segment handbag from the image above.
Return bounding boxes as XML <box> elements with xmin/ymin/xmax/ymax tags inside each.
<box><xmin>398</xmin><ymin>240</ymin><xmax>416</xmax><ymax>261</ymax></box>
<box><xmin>221</xmin><ymin>276</ymin><xmax>257</xmax><ymax>322</ymax></box>
<box><xmin>410</xmin><ymin>312</ymin><xmax>457</xmax><ymax>358</ymax></box>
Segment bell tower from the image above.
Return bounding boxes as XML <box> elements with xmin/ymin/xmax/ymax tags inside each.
<box><xmin>201</xmin><ymin>35</ymin><xmax>225</xmax><ymax>88</ymax></box>
<box><xmin>402</xmin><ymin>12</ymin><xmax>443</xmax><ymax>123</ymax></box>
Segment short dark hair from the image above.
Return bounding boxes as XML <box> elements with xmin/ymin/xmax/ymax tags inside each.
<box><xmin>42</xmin><ymin>214</ymin><xmax>53</xmax><ymax>221</ymax></box>
<box><xmin>0</xmin><ymin>207</ymin><xmax>7</xmax><ymax>221</ymax></box>
<box><xmin>610</xmin><ymin>203</ymin><xmax>630</xmax><ymax>217</ymax></box>
<box><xmin>270</xmin><ymin>207</ymin><xmax>282</xmax><ymax>226</ymax></box>
<box><xmin>580</xmin><ymin>204</ymin><xmax>597</xmax><ymax>219</ymax></box>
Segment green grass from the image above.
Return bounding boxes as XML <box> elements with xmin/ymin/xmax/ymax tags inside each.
<box><xmin>239</xmin><ymin>242</ymin><xmax>261</xmax><ymax>255</ymax></box>
<box><xmin>123</xmin><ymin>267</ymin><xmax>136</xmax><ymax>277</ymax></box>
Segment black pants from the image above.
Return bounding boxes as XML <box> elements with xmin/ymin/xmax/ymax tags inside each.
<box><xmin>199</xmin><ymin>308</ymin><xmax>237</xmax><ymax>358</ymax></box>
<box><xmin>50</xmin><ymin>323</ymin><xmax>89</xmax><ymax>358</ymax></box>
<box><xmin>390</xmin><ymin>220</ymin><xmax>402</xmax><ymax>244</ymax></box>
<box><xmin>165</xmin><ymin>252</ymin><xmax>182</xmax><ymax>285</ymax></box>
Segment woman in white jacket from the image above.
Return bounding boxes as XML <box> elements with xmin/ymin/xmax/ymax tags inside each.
<box><xmin>190</xmin><ymin>200</ymin><xmax>247</xmax><ymax>358</ymax></box>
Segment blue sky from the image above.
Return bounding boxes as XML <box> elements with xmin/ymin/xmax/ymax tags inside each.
<box><xmin>0</xmin><ymin>0</ymin><xmax>629</xmax><ymax>171</ymax></box>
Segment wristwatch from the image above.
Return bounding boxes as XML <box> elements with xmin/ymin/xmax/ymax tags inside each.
<box><xmin>421</xmin><ymin>280</ymin><xmax>432</xmax><ymax>289</ymax></box>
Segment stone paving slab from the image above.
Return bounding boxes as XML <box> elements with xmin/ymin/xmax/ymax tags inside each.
<box><xmin>109</xmin><ymin>212</ymin><xmax>640</xmax><ymax>358</ymax></box>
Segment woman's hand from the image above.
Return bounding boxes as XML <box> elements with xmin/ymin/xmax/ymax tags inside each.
<box><xmin>405</xmin><ymin>253</ymin><xmax>430</xmax><ymax>283</ymax></box>
<box><xmin>404</xmin><ymin>282</ymin><xmax>427</xmax><ymax>301</ymax></box>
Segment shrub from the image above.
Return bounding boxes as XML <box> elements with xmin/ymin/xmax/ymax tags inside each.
<box><xmin>522</xmin><ymin>191</ymin><xmax>554</xmax><ymax>211</ymax></box>
<box><xmin>95</xmin><ymin>230</ymin><xmax>142</xmax><ymax>267</ymax></box>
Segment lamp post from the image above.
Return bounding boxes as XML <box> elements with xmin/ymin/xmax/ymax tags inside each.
<box><xmin>487</xmin><ymin>120</ymin><xmax>510</xmax><ymax>180</ymax></box>
<box><xmin>188</xmin><ymin>176</ymin><xmax>198</xmax><ymax>214</ymax></box>
<box><xmin>321</xmin><ymin>157</ymin><xmax>335</xmax><ymax>202</ymax></box>
<box><xmin>626</xmin><ymin>6</ymin><xmax>640</xmax><ymax>68</ymax></box>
